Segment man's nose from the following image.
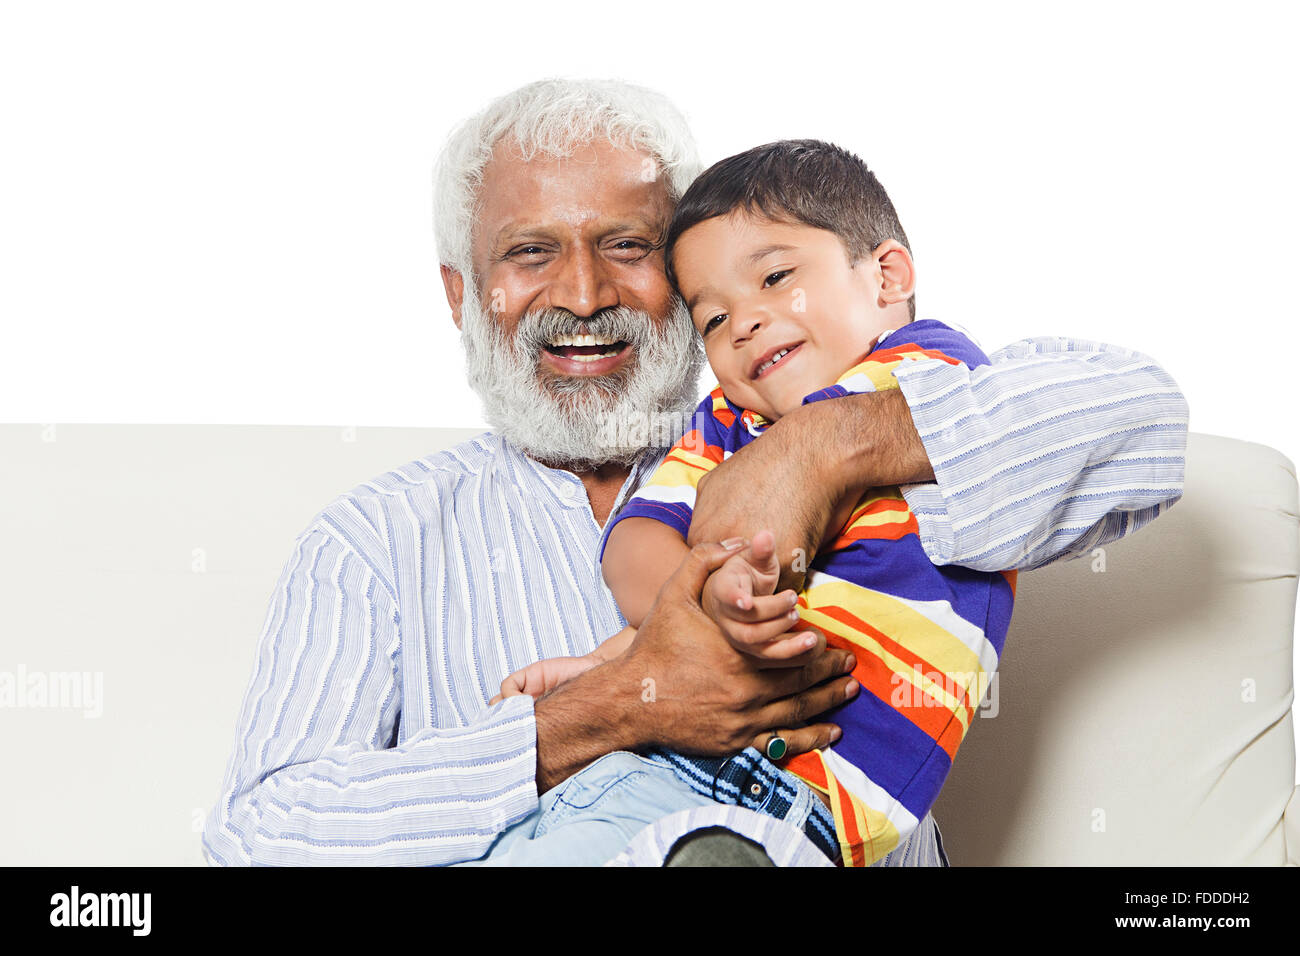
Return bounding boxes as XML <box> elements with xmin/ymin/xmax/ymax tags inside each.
<box><xmin>547</xmin><ymin>245</ymin><xmax>619</xmax><ymax>317</ymax></box>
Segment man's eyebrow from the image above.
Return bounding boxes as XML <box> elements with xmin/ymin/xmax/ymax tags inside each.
<box><xmin>600</xmin><ymin>218</ymin><xmax>663</xmax><ymax>235</ymax></box>
<box><xmin>488</xmin><ymin>225</ymin><xmax>556</xmax><ymax>251</ymax></box>
<box><xmin>491</xmin><ymin>219</ymin><xmax>666</xmax><ymax>250</ymax></box>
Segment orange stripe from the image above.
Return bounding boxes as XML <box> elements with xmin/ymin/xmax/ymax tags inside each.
<box><xmin>831</xmin><ymin>514</ymin><xmax>918</xmax><ymax>549</ymax></box>
<box><xmin>783</xmin><ymin>751</ymin><xmax>827</xmax><ymax>790</ymax></box>
<box><xmin>869</xmin><ymin>345</ymin><xmax>963</xmax><ymax>366</ymax></box>
<box><xmin>809</xmin><ymin>607</ymin><xmax>977</xmax><ymax>751</ymax></box>
<box><xmin>834</xmin><ymin>777</ymin><xmax>868</xmax><ymax>867</ymax></box>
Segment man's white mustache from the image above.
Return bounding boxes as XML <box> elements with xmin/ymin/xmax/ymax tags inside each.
<box><xmin>459</xmin><ymin>292</ymin><xmax>703</xmax><ymax>468</ymax></box>
<box><xmin>515</xmin><ymin>307</ymin><xmax>651</xmax><ymax>355</ymax></box>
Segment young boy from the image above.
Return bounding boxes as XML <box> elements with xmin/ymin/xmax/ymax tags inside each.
<box><xmin>488</xmin><ymin>140</ymin><xmax>1015</xmax><ymax>867</ymax></box>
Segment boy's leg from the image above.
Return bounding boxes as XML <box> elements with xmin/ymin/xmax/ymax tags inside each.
<box><xmin>458</xmin><ymin>751</ymin><xmax>717</xmax><ymax>867</ymax></box>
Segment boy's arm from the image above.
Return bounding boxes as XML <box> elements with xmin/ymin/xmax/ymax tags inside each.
<box><xmin>602</xmin><ymin>516</ymin><xmax>691</xmax><ymax>628</ymax></box>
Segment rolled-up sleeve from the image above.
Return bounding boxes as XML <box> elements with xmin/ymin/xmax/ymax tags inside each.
<box><xmin>892</xmin><ymin>336</ymin><xmax>1189</xmax><ymax>572</ymax></box>
<box><xmin>202</xmin><ymin>526</ymin><xmax>540</xmax><ymax>866</ymax></box>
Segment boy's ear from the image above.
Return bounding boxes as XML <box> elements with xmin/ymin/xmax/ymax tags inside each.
<box><xmin>872</xmin><ymin>240</ymin><xmax>916</xmax><ymax>307</ymax></box>
<box><xmin>440</xmin><ymin>264</ymin><xmax>466</xmax><ymax>330</ymax></box>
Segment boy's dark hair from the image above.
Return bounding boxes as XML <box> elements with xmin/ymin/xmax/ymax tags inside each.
<box><xmin>664</xmin><ymin>139</ymin><xmax>915</xmax><ymax>321</ymax></box>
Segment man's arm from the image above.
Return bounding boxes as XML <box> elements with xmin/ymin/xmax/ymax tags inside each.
<box><xmin>536</xmin><ymin>540</ymin><xmax>859</xmax><ymax>791</ymax></box>
<box><xmin>688</xmin><ymin>337</ymin><xmax>1187</xmax><ymax>577</ymax></box>
<box><xmin>202</xmin><ymin>526</ymin><xmax>543</xmax><ymax>866</ymax></box>
<box><xmin>204</xmin><ymin>527</ymin><xmax>857</xmax><ymax>863</ymax></box>
<box><xmin>890</xmin><ymin>335</ymin><xmax>1187</xmax><ymax>571</ymax></box>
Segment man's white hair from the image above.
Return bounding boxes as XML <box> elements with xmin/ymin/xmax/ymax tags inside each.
<box><xmin>433</xmin><ymin>77</ymin><xmax>701</xmax><ymax>280</ymax></box>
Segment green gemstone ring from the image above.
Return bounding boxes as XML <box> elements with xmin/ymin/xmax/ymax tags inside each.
<box><xmin>765</xmin><ymin>733</ymin><xmax>788</xmax><ymax>761</ymax></box>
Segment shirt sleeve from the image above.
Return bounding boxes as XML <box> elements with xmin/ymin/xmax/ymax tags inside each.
<box><xmin>201</xmin><ymin>521</ymin><xmax>541</xmax><ymax>866</ymax></box>
<box><xmin>599</xmin><ymin>393</ymin><xmax>729</xmax><ymax>560</ymax></box>
<box><xmin>891</xmin><ymin>334</ymin><xmax>1189</xmax><ymax>572</ymax></box>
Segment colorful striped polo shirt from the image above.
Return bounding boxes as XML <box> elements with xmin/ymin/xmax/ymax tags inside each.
<box><xmin>603</xmin><ymin>320</ymin><xmax>1018</xmax><ymax>866</ymax></box>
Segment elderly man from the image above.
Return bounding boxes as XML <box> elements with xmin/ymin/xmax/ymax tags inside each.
<box><xmin>203</xmin><ymin>79</ymin><xmax>1187</xmax><ymax>866</ymax></box>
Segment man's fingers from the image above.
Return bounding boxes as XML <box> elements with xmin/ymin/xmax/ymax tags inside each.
<box><xmin>763</xmin><ymin>675</ymin><xmax>860</xmax><ymax>730</ymax></box>
<box><xmin>759</xmin><ymin>630</ymin><xmax>857</xmax><ymax>687</ymax></box>
<box><xmin>753</xmin><ymin>723</ymin><xmax>842</xmax><ymax>760</ymax></box>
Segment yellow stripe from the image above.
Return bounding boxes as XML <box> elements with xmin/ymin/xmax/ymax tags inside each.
<box><xmin>645</xmin><ymin>459</ymin><xmax>708</xmax><ymax>492</ymax></box>
<box><xmin>798</xmin><ymin>586</ymin><xmax>986</xmax><ymax>723</ymax></box>
<box><xmin>802</xmin><ymin>606</ymin><xmax>976</xmax><ymax>730</ymax></box>
<box><xmin>846</xmin><ymin>509</ymin><xmax>912</xmax><ymax>529</ymax></box>
<box><xmin>663</xmin><ymin>446</ymin><xmax>715</xmax><ymax>477</ymax></box>
<box><xmin>819</xmin><ymin>752</ymin><xmax>902</xmax><ymax>865</ymax></box>
<box><xmin>803</xmin><ymin>578</ymin><xmax>985</xmax><ymax>679</ymax></box>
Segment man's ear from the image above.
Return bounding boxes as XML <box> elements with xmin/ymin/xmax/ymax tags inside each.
<box><xmin>872</xmin><ymin>240</ymin><xmax>916</xmax><ymax>308</ymax></box>
<box><xmin>440</xmin><ymin>264</ymin><xmax>466</xmax><ymax>330</ymax></box>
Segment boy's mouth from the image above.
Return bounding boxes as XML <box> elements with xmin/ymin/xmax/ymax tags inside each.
<box><xmin>750</xmin><ymin>342</ymin><xmax>803</xmax><ymax>380</ymax></box>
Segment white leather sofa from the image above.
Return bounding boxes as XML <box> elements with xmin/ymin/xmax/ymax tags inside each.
<box><xmin>1</xmin><ymin>425</ymin><xmax>1295</xmax><ymax>865</ymax></box>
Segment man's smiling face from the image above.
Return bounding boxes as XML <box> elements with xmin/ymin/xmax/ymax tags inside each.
<box><xmin>440</xmin><ymin>137</ymin><xmax>703</xmax><ymax>468</ymax></box>
<box><xmin>467</xmin><ymin>138</ymin><xmax>677</xmax><ymax>379</ymax></box>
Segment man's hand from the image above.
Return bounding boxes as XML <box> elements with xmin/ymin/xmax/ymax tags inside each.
<box><xmin>687</xmin><ymin>388</ymin><xmax>934</xmax><ymax>592</ymax></box>
<box><xmin>618</xmin><ymin>541</ymin><xmax>857</xmax><ymax>755</ymax></box>
<box><xmin>533</xmin><ymin>540</ymin><xmax>857</xmax><ymax>792</ymax></box>
<box><xmin>702</xmin><ymin>530</ymin><xmax>810</xmax><ymax>662</ymax></box>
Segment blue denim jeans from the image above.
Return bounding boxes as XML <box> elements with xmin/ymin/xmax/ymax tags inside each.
<box><xmin>456</xmin><ymin>749</ymin><xmax>831</xmax><ymax>866</ymax></box>
<box><xmin>456</xmin><ymin>748</ymin><xmax>949</xmax><ymax>867</ymax></box>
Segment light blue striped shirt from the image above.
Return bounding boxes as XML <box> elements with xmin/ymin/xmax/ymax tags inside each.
<box><xmin>202</xmin><ymin>334</ymin><xmax>1187</xmax><ymax>866</ymax></box>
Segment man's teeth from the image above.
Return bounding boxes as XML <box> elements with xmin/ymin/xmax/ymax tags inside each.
<box><xmin>757</xmin><ymin>348</ymin><xmax>792</xmax><ymax>375</ymax></box>
<box><xmin>548</xmin><ymin>333</ymin><xmax>621</xmax><ymax>348</ymax></box>
<box><xmin>546</xmin><ymin>332</ymin><xmax>625</xmax><ymax>363</ymax></box>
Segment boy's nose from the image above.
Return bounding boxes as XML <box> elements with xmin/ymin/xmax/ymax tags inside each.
<box><xmin>731</xmin><ymin>314</ymin><xmax>764</xmax><ymax>347</ymax></box>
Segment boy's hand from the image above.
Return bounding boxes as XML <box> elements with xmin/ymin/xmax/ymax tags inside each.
<box><xmin>490</xmin><ymin>655</ymin><xmax>598</xmax><ymax>704</ymax></box>
<box><xmin>702</xmin><ymin>530</ymin><xmax>814</xmax><ymax>662</ymax></box>
<box><xmin>489</xmin><ymin>626</ymin><xmax>637</xmax><ymax>705</ymax></box>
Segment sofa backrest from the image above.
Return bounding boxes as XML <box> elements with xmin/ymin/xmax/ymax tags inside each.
<box><xmin>1</xmin><ymin>426</ymin><xmax>1295</xmax><ymax>864</ymax></box>
<box><xmin>934</xmin><ymin>433</ymin><xmax>1298</xmax><ymax>864</ymax></box>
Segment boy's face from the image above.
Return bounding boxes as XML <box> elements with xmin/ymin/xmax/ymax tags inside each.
<box><xmin>673</xmin><ymin>211</ymin><xmax>909</xmax><ymax>420</ymax></box>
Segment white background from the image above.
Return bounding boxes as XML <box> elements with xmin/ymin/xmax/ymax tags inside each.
<box><xmin>2</xmin><ymin>1</ymin><xmax>1297</xmax><ymax>776</ymax></box>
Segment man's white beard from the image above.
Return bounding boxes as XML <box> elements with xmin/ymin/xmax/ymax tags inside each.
<box><xmin>458</xmin><ymin>291</ymin><xmax>704</xmax><ymax>469</ymax></box>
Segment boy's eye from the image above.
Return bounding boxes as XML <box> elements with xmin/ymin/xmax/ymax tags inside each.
<box><xmin>763</xmin><ymin>269</ymin><xmax>791</xmax><ymax>288</ymax></box>
<box><xmin>702</xmin><ymin>313</ymin><xmax>727</xmax><ymax>334</ymax></box>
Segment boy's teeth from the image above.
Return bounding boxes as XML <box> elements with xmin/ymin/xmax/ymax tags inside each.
<box><xmin>758</xmin><ymin>348</ymin><xmax>791</xmax><ymax>374</ymax></box>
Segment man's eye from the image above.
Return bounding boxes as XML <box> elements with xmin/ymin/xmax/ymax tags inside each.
<box><xmin>508</xmin><ymin>245</ymin><xmax>549</xmax><ymax>259</ymax></box>
<box><xmin>763</xmin><ymin>269</ymin><xmax>791</xmax><ymax>287</ymax></box>
<box><xmin>609</xmin><ymin>239</ymin><xmax>652</xmax><ymax>259</ymax></box>
<box><xmin>703</xmin><ymin>314</ymin><xmax>727</xmax><ymax>334</ymax></box>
